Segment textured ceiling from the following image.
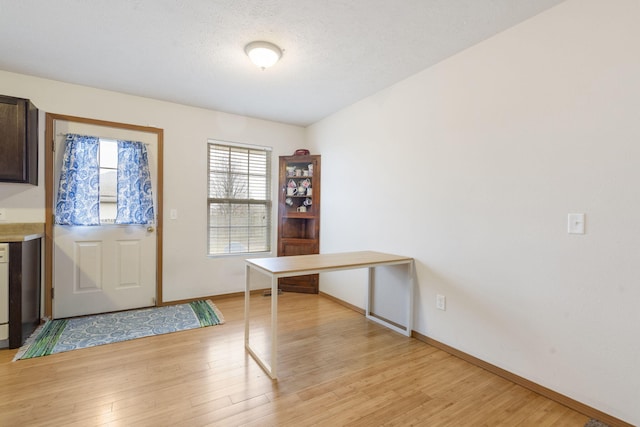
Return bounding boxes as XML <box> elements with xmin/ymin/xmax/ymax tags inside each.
<box><xmin>0</xmin><ymin>0</ymin><xmax>564</xmax><ymax>126</ymax></box>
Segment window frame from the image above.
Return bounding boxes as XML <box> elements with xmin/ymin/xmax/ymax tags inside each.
<box><xmin>98</xmin><ymin>138</ymin><xmax>118</xmax><ymax>224</ymax></box>
<box><xmin>207</xmin><ymin>140</ymin><xmax>272</xmax><ymax>256</ymax></box>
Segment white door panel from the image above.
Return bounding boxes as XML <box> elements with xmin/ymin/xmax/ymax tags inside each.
<box><xmin>74</xmin><ymin>239</ymin><xmax>102</xmax><ymax>293</ymax></box>
<box><xmin>54</xmin><ymin>225</ymin><xmax>156</xmax><ymax>318</ymax></box>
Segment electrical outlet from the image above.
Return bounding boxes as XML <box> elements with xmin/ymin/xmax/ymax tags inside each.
<box><xmin>436</xmin><ymin>294</ymin><xmax>446</xmax><ymax>311</ymax></box>
<box><xmin>0</xmin><ymin>208</ymin><xmax>7</xmax><ymax>221</ymax></box>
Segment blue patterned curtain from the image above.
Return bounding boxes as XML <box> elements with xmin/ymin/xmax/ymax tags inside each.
<box><xmin>55</xmin><ymin>134</ymin><xmax>100</xmax><ymax>225</ymax></box>
<box><xmin>115</xmin><ymin>140</ymin><xmax>155</xmax><ymax>224</ymax></box>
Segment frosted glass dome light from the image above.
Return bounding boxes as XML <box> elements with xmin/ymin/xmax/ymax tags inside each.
<box><xmin>245</xmin><ymin>41</ymin><xmax>282</xmax><ymax>70</ymax></box>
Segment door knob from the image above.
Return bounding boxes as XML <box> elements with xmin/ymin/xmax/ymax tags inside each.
<box><xmin>147</xmin><ymin>226</ymin><xmax>155</xmax><ymax>232</ymax></box>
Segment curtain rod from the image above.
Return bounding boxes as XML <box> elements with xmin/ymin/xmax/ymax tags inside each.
<box><xmin>56</xmin><ymin>133</ymin><xmax>149</xmax><ymax>145</ymax></box>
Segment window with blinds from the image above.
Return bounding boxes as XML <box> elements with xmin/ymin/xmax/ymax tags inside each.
<box><xmin>207</xmin><ymin>141</ymin><xmax>272</xmax><ymax>255</ymax></box>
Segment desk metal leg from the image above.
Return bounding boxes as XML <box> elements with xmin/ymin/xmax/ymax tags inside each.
<box><xmin>244</xmin><ymin>264</ymin><xmax>250</xmax><ymax>346</ymax></box>
<box><xmin>366</xmin><ymin>266</ymin><xmax>374</xmax><ymax>319</ymax></box>
<box><xmin>244</xmin><ymin>265</ymin><xmax>279</xmax><ymax>380</ymax></box>
<box><xmin>407</xmin><ymin>260</ymin><xmax>415</xmax><ymax>335</ymax></box>
<box><xmin>270</xmin><ymin>274</ymin><xmax>278</xmax><ymax>379</ymax></box>
<box><xmin>364</xmin><ymin>262</ymin><xmax>413</xmax><ymax>337</ymax></box>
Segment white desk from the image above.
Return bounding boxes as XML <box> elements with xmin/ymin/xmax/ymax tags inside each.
<box><xmin>244</xmin><ymin>251</ymin><xmax>415</xmax><ymax>379</ymax></box>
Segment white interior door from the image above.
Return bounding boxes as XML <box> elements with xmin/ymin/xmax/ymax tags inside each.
<box><xmin>53</xmin><ymin>120</ymin><xmax>159</xmax><ymax>318</ymax></box>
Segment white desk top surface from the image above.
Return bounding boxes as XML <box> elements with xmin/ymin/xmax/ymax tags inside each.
<box><xmin>246</xmin><ymin>251</ymin><xmax>413</xmax><ymax>275</ymax></box>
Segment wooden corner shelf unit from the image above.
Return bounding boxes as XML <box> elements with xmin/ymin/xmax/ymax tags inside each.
<box><xmin>277</xmin><ymin>154</ymin><xmax>320</xmax><ymax>293</ymax></box>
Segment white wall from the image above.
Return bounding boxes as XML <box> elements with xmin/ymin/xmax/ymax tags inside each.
<box><xmin>308</xmin><ymin>0</ymin><xmax>639</xmax><ymax>424</ymax></box>
<box><xmin>0</xmin><ymin>71</ymin><xmax>304</xmax><ymax>300</ymax></box>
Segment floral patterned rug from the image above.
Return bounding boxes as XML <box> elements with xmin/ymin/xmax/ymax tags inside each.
<box><xmin>14</xmin><ymin>300</ymin><xmax>224</xmax><ymax>360</ymax></box>
<box><xmin>585</xmin><ymin>419</ymin><xmax>611</xmax><ymax>427</ymax></box>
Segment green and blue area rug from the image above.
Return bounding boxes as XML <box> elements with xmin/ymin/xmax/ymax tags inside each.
<box><xmin>14</xmin><ymin>300</ymin><xmax>224</xmax><ymax>360</ymax></box>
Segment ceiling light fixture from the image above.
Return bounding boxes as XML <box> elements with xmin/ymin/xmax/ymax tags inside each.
<box><xmin>245</xmin><ymin>41</ymin><xmax>282</xmax><ymax>70</ymax></box>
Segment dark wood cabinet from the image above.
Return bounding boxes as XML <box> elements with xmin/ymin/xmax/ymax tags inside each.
<box><xmin>0</xmin><ymin>95</ymin><xmax>39</xmax><ymax>185</ymax></box>
<box><xmin>8</xmin><ymin>239</ymin><xmax>41</xmax><ymax>349</ymax></box>
<box><xmin>277</xmin><ymin>155</ymin><xmax>320</xmax><ymax>293</ymax></box>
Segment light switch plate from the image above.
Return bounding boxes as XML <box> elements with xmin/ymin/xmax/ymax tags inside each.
<box><xmin>568</xmin><ymin>213</ymin><xmax>585</xmax><ymax>234</ymax></box>
<box><xmin>0</xmin><ymin>208</ymin><xmax>7</xmax><ymax>221</ymax></box>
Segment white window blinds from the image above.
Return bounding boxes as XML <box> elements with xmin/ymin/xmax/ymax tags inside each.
<box><xmin>207</xmin><ymin>141</ymin><xmax>272</xmax><ymax>255</ymax></box>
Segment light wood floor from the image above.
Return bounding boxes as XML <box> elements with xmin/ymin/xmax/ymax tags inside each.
<box><xmin>0</xmin><ymin>293</ymin><xmax>589</xmax><ymax>426</ymax></box>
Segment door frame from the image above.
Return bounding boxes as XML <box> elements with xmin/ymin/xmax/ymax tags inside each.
<box><xmin>44</xmin><ymin>113</ymin><xmax>164</xmax><ymax>318</ymax></box>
